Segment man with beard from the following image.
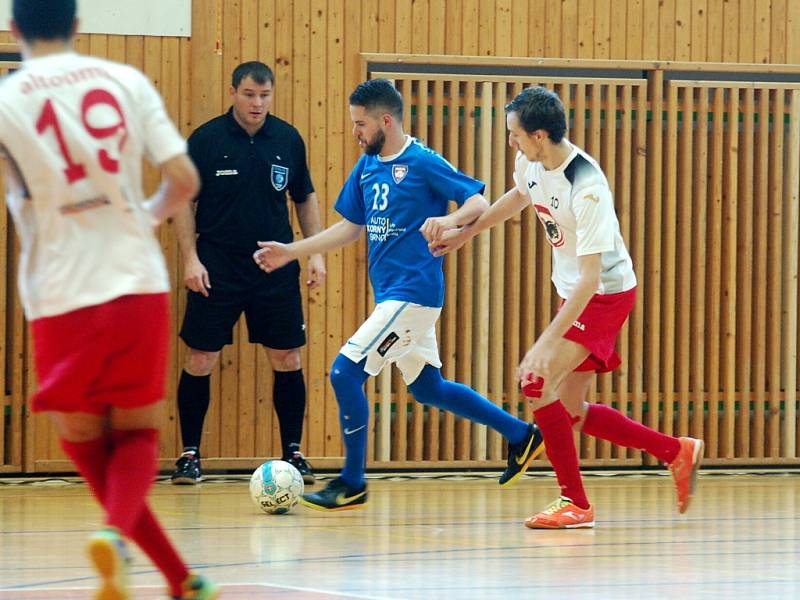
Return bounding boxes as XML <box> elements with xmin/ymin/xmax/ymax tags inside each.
<box><xmin>252</xmin><ymin>78</ymin><xmax>544</xmax><ymax>510</ymax></box>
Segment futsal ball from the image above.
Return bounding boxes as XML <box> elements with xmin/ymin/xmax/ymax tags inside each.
<box><xmin>249</xmin><ymin>460</ymin><xmax>304</xmax><ymax>514</ymax></box>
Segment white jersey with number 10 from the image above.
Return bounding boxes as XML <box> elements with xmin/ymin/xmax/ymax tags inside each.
<box><xmin>0</xmin><ymin>51</ymin><xmax>187</xmax><ymax>319</ymax></box>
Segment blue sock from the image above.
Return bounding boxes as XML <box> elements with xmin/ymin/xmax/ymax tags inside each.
<box><xmin>408</xmin><ymin>365</ymin><xmax>529</xmax><ymax>444</ymax></box>
<box><xmin>330</xmin><ymin>353</ymin><xmax>370</xmax><ymax>489</ymax></box>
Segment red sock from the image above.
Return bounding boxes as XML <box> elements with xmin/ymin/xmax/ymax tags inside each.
<box><xmin>60</xmin><ymin>436</ymin><xmax>110</xmax><ymax>500</ymax></box>
<box><xmin>532</xmin><ymin>400</ymin><xmax>590</xmax><ymax>509</ymax></box>
<box><xmin>130</xmin><ymin>506</ymin><xmax>190</xmax><ymax>596</ymax></box>
<box><xmin>106</xmin><ymin>429</ymin><xmax>159</xmax><ymax>534</ymax></box>
<box><xmin>62</xmin><ymin>433</ymin><xmax>189</xmax><ymax>596</ymax></box>
<box><xmin>582</xmin><ymin>403</ymin><xmax>681</xmax><ymax>463</ymax></box>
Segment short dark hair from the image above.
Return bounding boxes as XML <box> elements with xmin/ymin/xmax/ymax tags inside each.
<box><xmin>349</xmin><ymin>79</ymin><xmax>403</xmax><ymax>120</ymax></box>
<box><xmin>232</xmin><ymin>61</ymin><xmax>275</xmax><ymax>88</ymax></box>
<box><xmin>13</xmin><ymin>0</ymin><xmax>76</xmax><ymax>42</ymax></box>
<box><xmin>505</xmin><ymin>86</ymin><xmax>567</xmax><ymax>143</ymax></box>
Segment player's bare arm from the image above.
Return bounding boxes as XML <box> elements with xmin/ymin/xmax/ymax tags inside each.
<box><xmin>429</xmin><ymin>187</ymin><xmax>529</xmax><ymax>256</ymax></box>
<box><xmin>517</xmin><ymin>252</ymin><xmax>601</xmax><ymax>383</ymax></box>
<box><xmin>295</xmin><ymin>191</ymin><xmax>327</xmax><ymax>289</ymax></box>
<box><xmin>146</xmin><ymin>154</ymin><xmax>199</xmax><ymax>225</ymax></box>
<box><xmin>418</xmin><ymin>193</ymin><xmax>488</xmax><ymax>243</ymax></box>
<box><xmin>172</xmin><ymin>182</ymin><xmax>211</xmax><ymax>297</ymax></box>
<box><xmin>254</xmin><ymin>218</ymin><xmax>363</xmax><ymax>273</ymax></box>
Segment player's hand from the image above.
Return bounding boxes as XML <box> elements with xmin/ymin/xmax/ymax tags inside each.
<box><xmin>184</xmin><ymin>254</ymin><xmax>211</xmax><ymax>297</ymax></box>
<box><xmin>428</xmin><ymin>227</ymin><xmax>467</xmax><ymax>256</ymax></box>
<box><xmin>419</xmin><ymin>215</ymin><xmax>458</xmax><ymax>243</ymax></box>
<box><xmin>253</xmin><ymin>241</ymin><xmax>293</xmax><ymax>273</ymax></box>
<box><xmin>306</xmin><ymin>253</ymin><xmax>327</xmax><ymax>290</ymax></box>
<box><xmin>517</xmin><ymin>336</ymin><xmax>558</xmax><ymax>386</ymax></box>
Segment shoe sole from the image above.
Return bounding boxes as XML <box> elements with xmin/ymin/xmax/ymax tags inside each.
<box><xmin>87</xmin><ymin>538</ymin><xmax>128</xmax><ymax>600</ymax></box>
<box><xmin>302</xmin><ymin>476</ymin><xmax>316</xmax><ymax>484</ymax></box>
<box><xmin>525</xmin><ymin>520</ymin><xmax>595</xmax><ymax>530</ymax></box>
<box><xmin>171</xmin><ymin>476</ymin><xmax>202</xmax><ymax>485</ymax></box>
<box><xmin>299</xmin><ymin>496</ymin><xmax>367</xmax><ymax>512</ymax></box>
<box><xmin>681</xmin><ymin>439</ymin><xmax>704</xmax><ymax>514</ymax></box>
<box><xmin>499</xmin><ymin>439</ymin><xmax>545</xmax><ymax>488</ymax></box>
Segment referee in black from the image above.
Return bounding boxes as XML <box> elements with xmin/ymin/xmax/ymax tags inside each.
<box><xmin>171</xmin><ymin>61</ymin><xmax>324</xmax><ymax>485</ymax></box>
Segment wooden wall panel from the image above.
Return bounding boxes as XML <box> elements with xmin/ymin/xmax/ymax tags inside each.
<box><xmin>0</xmin><ymin>0</ymin><xmax>799</xmax><ymax>472</ymax></box>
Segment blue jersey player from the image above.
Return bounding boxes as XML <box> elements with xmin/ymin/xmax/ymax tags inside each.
<box><xmin>253</xmin><ymin>79</ymin><xmax>544</xmax><ymax>511</ymax></box>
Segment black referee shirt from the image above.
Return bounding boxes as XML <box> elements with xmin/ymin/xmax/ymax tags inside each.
<box><xmin>188</xmin><ymin>108</ymin><xmax>315</xmax><ymax>257</ymax></box>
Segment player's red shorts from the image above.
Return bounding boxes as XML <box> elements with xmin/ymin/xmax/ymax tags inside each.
<box><xmin>563</xmin><ymin>287</ymin><xmax>637</xmax><ymax>373</ymax></box>
<box><xmin>30</xmin><ymin>293</ymin><xmax>170</xmax><ymax>415</ymax></box>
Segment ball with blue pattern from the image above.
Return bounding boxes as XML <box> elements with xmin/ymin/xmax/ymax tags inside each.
<box><xmin>249</xmin><ymin>460</ymin><xmax>304</xmax><ymax>514</ymax></box>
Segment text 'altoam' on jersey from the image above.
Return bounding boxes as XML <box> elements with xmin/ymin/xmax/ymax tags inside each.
<box><xmin>513</xmin><ymin>144</ymin><xmax>637</xmax><ymax>299</ymax></box>
<box><xmin>187</xmin><ymin>108</ymin><xmax>314</xmax><ymax>256</ymax></box>
<box><xmin>0</xmin><ymin>52</ymin><xmax>187</xmax><ymax>319</ymax></box>
<box><xmin>335</xmin><ymin>136</ymin><xmax>485</xmax><ymax>308</ymax></box>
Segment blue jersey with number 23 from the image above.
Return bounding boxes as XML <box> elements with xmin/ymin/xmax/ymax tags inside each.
<box><xmin>335</xmin><ymin>137</ymin><xmax>485</xmax><ymax>308</ymax></box>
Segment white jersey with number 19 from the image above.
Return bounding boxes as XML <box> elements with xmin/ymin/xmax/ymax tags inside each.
<box><xmin>0</xmin><ymin>51</ymin><xmax>187</xmax><ymax>319</ymax></box>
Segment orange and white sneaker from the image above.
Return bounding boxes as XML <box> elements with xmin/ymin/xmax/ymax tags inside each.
<box><xmin>668</xmin><ymin>437</ymin><xmax>704</xmax><ymax>514</ymax></box>
<box><xmin>524</xmin><ymin>496</ymin><xmax>595</xmax><ymax>529</ymax></box>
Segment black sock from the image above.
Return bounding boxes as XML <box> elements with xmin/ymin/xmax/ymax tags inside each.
<box><xmin>177</xmin><ymin>370</ymin><xmax>211</xmax><ymax>452</ymax></box>
<box><xmin>273</xmin><ymin>369</ymin><xmax>306</xmax><ymax>458</ymax></box>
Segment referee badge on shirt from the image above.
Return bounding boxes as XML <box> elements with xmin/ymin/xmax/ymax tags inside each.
<box><xmin>392</xmin><ymin>164</ymin><xmax>408</xmax><ymax>184</ymax></box>
<box><xmin>270</xmin><ymin>164</ymin><xmax>289</xmax><ymax>191</ymax></box>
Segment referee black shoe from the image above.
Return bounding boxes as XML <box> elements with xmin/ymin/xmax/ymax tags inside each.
<box><xmin>499</xmin><ymin>423</ymin><xmax>545</xmax><ymax>487</ymax></box>
<box><xmin>171</xmin><ymin>452</ymin><xmax>202</xmax><ymax>485</ymax></box>
<box><xmin>299</xmin><ymin>477</ymin><xmax>367</xmax><ymax>512</ymax></box>
<box><xmin>286</xmin><ymin>451</ymin><xmax>316</xmax><ymax>485</ymax></box>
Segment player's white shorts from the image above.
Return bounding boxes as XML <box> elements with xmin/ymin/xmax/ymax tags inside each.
<box><xmin>339</xmin><ymin>300</ymin><xmax>442</xmax><ymax>385</ymax></box>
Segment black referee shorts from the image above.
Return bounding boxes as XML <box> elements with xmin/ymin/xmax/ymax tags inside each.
<box><xmin>179</xmin><ymin>274</ymin><xmax>306</xmax><ymax>352</ymax></box>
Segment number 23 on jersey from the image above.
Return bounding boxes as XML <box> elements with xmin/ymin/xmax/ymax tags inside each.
<box><xmin>370</xmin><ymin>182</ymin><xmax>389</xmax><ymax>210</ymax></box>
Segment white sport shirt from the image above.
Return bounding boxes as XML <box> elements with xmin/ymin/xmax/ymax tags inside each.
<box><xmin>0</xmin><ymin>52</ymin><xmax>187</xmax><ymax>319</ymax></box>
<box><xmin>513</xmin><ymin>143</ymin><xmax>637</xmax><ymax>299</ymax></box>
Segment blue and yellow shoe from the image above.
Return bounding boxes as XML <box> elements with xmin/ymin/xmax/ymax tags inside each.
<box><xmin>87</xmin><ymin>527</ymin><xmax>130</xmax><ymax>600</ymax></box>
<box><xmin>499</xmin><ymin>423</ymin><xmax>545</xmax><ymax>487</ymax></box>
<box><xmin>174</xmin><ymin>573</ymin><xmax>220</xmax><ymax>599</ymax></box>
<box><xmin>299</xmin><ymin>477</ymin><xmax>367</xmax><ymax>512</ymax></box>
